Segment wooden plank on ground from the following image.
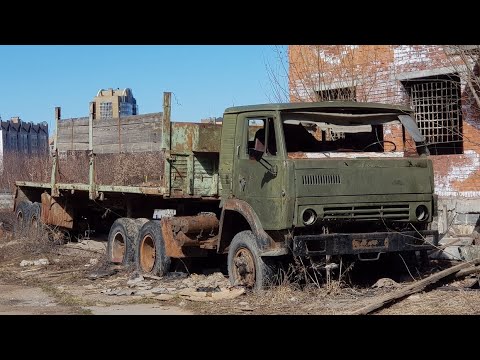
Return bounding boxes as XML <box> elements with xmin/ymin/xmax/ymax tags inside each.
<box><xmin>349</xmin><ymin>258</ymin><xmax>480</xmax><ymax>315</ymax></box>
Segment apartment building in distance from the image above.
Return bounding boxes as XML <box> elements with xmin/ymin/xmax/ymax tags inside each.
<box><xmin>93</xmin><ymin>88</ymin><xmax>138</xmax><ymax>119</ymax></box>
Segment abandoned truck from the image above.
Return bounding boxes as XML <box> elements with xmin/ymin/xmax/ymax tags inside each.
<box><xmin>13</xmin><ymin>92</ymin><xmax>438</xmax><ymax>289</ymax></box>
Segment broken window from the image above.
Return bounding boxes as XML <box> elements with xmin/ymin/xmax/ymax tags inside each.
<box><xmin>403</xmin><ymin>74</ymin><xmax>463</xmax><ymax>155</ymax></box>
<box><xmin>315</xmin><ymin>87</ymin><xmax>356</xmax><ymax>140</ymax></box>
<box><xmin>246</xmin><ymin>117</ymin><xmax>277</xmax><ymax>157</ymax></box>
<box><xmin>279</xmin><ymin>111</ymin><xmax>420</xmax><ymax>159</ymax></box>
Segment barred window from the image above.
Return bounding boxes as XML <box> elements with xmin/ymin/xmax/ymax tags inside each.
<box><xmin>404</xmin><ymin>74</ymin><xmax>463</xmax><ymax>155</ymax></box>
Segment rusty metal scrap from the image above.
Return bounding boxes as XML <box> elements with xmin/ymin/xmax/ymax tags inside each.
<box><xmin>40</xmin><ymin>192</ymin><xmax>74</xmax><ymax>229</ymax></box>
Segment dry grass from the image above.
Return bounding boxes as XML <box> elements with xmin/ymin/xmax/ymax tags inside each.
<box><xmin>0</xmin><ymin>152</ymin><xmax>51</xmax><ymax>191</ymax></box>
<box><xmin>50</xmin><ymin>150</ymin><xmax>165</xmax><ymax>186</ymax></box>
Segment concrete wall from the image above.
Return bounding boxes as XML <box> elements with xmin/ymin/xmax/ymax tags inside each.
<box><xmin>0</xmin><ymin>193</ymin><xmax>14</xmax><ymax>211</ymax></box>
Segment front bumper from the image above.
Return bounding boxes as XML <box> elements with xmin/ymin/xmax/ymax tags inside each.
<box><xmin>293</xmin><ymin>230</ymin><xmax>438</xmax><ymax>256</ymax></box>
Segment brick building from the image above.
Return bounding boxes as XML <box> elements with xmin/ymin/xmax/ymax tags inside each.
<box><xmin>289</xmin><ymin>45</ymin><xmax>480</xmax><ymax>235</ymax></box>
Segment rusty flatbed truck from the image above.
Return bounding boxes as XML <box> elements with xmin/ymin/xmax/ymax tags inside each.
<box><xmin>14</xmin><ymin>92</ymin><xmax>439</xmax><ymax>289</ymax></box>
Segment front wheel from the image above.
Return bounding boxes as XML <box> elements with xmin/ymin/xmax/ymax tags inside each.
<box><xmin>227</xmin><ymin>230</ymin><xmax>276</xmax><ymax>291</ymax></box>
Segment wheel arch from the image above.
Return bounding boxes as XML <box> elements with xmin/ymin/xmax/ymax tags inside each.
<box><xmin>217</xmin><ymin>199</ymin><xmax>274</xmax><ymax>254</ymax></box>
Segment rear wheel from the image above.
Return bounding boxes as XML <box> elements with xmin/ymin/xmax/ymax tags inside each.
<box><xmin>14</xmin><ymin>200</ymin><xmax>31</xmax><ymax>237</ymax></box>
<box><xmin>227</xmin><ymin>230</ymin><xmax>276</xmax><ymax>291</ymax></box>
<box><xmin>135</xmin><ymin>220</ymin><xmax>171</xmax><ymax>276</ymax></box>
<box><xmin>27</xmin><ymin>202</ymin><xmax>42</xmax><ymax>238</ymax></box>
<box><xmin>107</xmin><ymin>218</ymin><xmax>140</xmax><ymax>265</ymax></box>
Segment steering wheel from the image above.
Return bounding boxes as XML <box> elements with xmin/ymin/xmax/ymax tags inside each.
<box><xmin>362</xmin><ymin>140</ymin><xmax>397</xmax><ymax>152</ymax></box>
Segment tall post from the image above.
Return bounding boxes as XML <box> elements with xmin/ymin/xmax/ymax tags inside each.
<box><xmin>88</xmin><ymin>102</ymin><xmax>97</xmax><ymax>200</ymax></box>
<box><xmin>162</xmin><ymin>92</ymin><xmax>172</xmax><ymax>197</ymax></box>
<box><xmin>50</xmin><ymin>107</ymin><xmax>60</xmax><ymax>197</ymax></box>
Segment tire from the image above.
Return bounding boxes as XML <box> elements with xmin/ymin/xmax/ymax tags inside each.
<box><xmin>135</xmin><ymin>220</ymin><xmax>171</xmax><ymax>276</ymax></box>
<box><xmin>27</xmin><ymin>202</ymin><xmax>42</xmax><ymax>238</ymax></box>
<box><xmin>14</xmin><ymin>200</ymin><xmax>31</xmax><ymax>237</ymax></box>
<box><xmin>135</xmin><ymin>218</ymin><xmax>149</xmax><ymax>229</ymax></box>
<box><xmin>227</xmin><ymin>230</ymin><xmax>276</xmax><ymax>291</ymax></box>
<box><xmin>107</xmin><ymin>218</ymin><xmax>140</xmax><ymax>265</ymax></box>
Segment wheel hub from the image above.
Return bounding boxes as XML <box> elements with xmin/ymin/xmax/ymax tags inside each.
<box><xmin>111</xmin><ymin>232</ymin><xmax>126</xmax><ymax>263</ymax></box>
<box><xmin>140</xmin><ymin>235</ymin><xmax>156</xmax><ymax>273</ymax></box>
<box><xmin>233</xmin><ymin>248</ymin><xmax>256</xmax><ymax>287</ymax></box>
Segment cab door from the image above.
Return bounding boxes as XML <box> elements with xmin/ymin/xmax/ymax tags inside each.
<box><xmin>232</xmin><ymin>112</ymin><xmax>285</xmax><ymax>230</ymax></box>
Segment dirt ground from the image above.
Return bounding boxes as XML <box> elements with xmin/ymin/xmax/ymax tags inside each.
<box><xmin>1</xmin><ymin>211</ymin><xmax>480</xmax><ymax>315</ymax></box>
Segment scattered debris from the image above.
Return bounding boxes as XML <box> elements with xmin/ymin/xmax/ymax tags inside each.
<box><xmin>166</xmin><ymin>272</ymin><xmax>189</xmax><ymax>280</ymax></box>
<box><xmin>89</xmin><ymin>258</ymin><xmax>98</xmax><ymax>266</ymax></box>
<box><xmin>151</xmin><ymin>287</ymin><xmax>169</xmax><ymax>295</ymax></box>
<box><xmin>143</xmin><ymin>274</ymin><xmax>163</xmax><ymax>281</ymax></box>
<box><xmin>115</xmin><ymin>289</ymin><xmax>136</xmax><ymax>296</ymax></box>
<box><xmin>127</xmin><ymin>275</ymin><xmax>145</xmax><ymax>286</ymax></box>
<box><xmin>20</xmin><ymin>258</ymin><xmax>49</xmax><ymax>267</ymax></box>
<box><xmin>87</xmin><ymin>267</ymin><xmax>119</xmax><ymax>280</ymax></box>
<box><xmin>372</xmin><ymin>278</ymin><xmax>400</xmax><ymax>289</ymax></box>
<box><xmin>196</xmin><ymin>286</ymin><xmax>220</xmax><ymax>292</ymax></box>
<box><xmin>179</xmin><ymin>287</ymin><xmax>245</xmax><ymax>302</ymax></box>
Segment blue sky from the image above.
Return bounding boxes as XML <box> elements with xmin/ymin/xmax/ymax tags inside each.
<box><xmin>0</xmin><ymin>45</ymin><xmax>288</xmax><ymax>131</ymax></box>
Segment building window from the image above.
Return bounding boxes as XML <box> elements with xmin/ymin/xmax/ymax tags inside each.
<box><xmin>100</xmin><ymin>102</ymin><xmax>113</xmax><ymax>119</ymax></box>
<box><xmin>316</xmin><ymin>86</ymin><xmax>356</xmax><ymax>101</ymax></box>
<box><xmin>120</xmin><ymin>102</ymin><xmax>133</xmax><ymax>117</ymax></box>
<box><xmin>22</xmin><ymin>135</ymin><xmax>28</xmax><ymax>154</ymax></box>
<box><xmin>9</xmin><ymin>135</ymin><xmax>17</xmax><ymax>150</ymax></box>
<box><xmin>31</xmin><ymin>137</ymin><xmax>38</xmax><ymax>153</ymax></box>
<box><xmin>403</xmin><ymin>74</ymin><xmax>463</xmax><ymax>155</ymax></box>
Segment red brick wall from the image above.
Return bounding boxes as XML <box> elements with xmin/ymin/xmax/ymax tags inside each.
<box><xmin>289</xmin><ymin>45</ymin><xmax>480</xmax><ymax>198</ymax></box>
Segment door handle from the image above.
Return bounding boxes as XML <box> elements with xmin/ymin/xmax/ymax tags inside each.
<box><xmin>236</xmin><ymin>145</ymin><xmax>240</xmax><ymax>158</ymax></box>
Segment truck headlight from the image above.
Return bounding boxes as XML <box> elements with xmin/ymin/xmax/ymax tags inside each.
<box><xmin>415</xmin><ymin>205</ymin><xmax>428</xmax><ymax>221</ymax></box>
<box><xmin>302</xmin><ymin>209</ymin><xmax>317</xmax><ymax>226</ymax></box>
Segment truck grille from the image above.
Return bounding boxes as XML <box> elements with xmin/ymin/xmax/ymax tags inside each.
<box><xmin>302</xmin><ymin>174</ymin><xmax>341</xmax><ymax>185</ymax></box>
<box><xmin>323</xmin><ymin>204</ymin><xmax>410</xmax><ymax>221</ymax></box>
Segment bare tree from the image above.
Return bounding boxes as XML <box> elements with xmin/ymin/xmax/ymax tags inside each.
<box><xmin>265</xmin><ymin>45</ymin><xmax>391</xmax><ymax>103</ymax></box>
<box><xmin>443</xmin><ymin>45</ymin><xmax>480</xmax><ymax>110</ymax></box>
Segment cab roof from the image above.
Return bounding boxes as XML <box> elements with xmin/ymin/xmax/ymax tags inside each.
<box><xmin>224</xmin><ymin>101</ymin><xmax>412</xmax><ymax>115</ymax></box>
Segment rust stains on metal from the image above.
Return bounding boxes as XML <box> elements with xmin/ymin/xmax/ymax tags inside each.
<box><xmin>169</xmin><ymin>215</ymin><xmax>219</xmax><ymax>235</ymax></box>
<box><xmin>287</xmin><ymin>152</ymin><xmax>309</xmax><ymax>159</ymax></box>
<box><xmin>160</xmin><ymin>219</ymin><xmax>185</xmax><ymax>258</ymax></box>
<box><xmin>197</xmin><ymin>123</ymin><xmax>221</xmax><ymax>152</ymax></box>
<box><xmin>40</xmin><ymin>192</ymin><xmax>74</xmax><ymax>229</ymax></box>
<box><xmin>171</xmin><ymin>123</ymin><xmax>195</xmax><ymax>153</ymax></box>
<box><xmin>352</xmin><ymin>238</ymin><xmax>388</xmax><ymax>250</ymax></box>
<box><xmin>160</xmin><ymin>215</ymin><xmax>220</xmax><ymax>258</ymax></box>
<box><xmin>223</xmin><ymin>199</ymin><xmax>262</xmax><ymax>233</ymax></box>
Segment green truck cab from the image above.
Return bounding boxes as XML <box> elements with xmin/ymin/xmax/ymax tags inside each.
<box><xmin>219</xmin><ymin>102</ymin><xmax>437</xmax><ymax>288</ymax></box>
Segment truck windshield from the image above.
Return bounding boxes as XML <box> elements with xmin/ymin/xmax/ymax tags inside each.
<box><xmin>281</xmin><ymin>111</ymin><xmax>424</xmax><ymax>159</ymax></box>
